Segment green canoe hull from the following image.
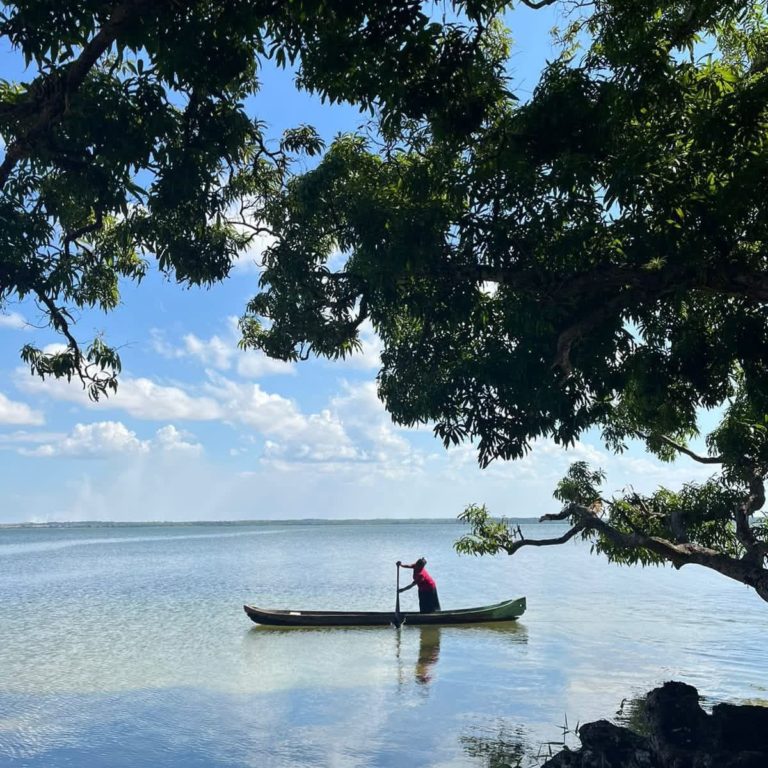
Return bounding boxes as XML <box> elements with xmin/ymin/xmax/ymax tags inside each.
<box><xmin>243</xmin><ymin>597</ymin><xmax>526</xmax><ymax>627</ymax></box>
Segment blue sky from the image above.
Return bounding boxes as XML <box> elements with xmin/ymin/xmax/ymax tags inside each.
<box><xmin>0</xmin><ymin>5</ymin><xmax>718</xmax><ymax>523</ymax></box>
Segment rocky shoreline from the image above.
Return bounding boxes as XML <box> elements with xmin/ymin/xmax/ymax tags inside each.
<box><xmin>542</xmin><ymin>681</ymin><xmax>768</xmax><ymax>768</ymax></box>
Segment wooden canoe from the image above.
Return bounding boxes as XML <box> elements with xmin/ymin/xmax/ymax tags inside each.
<box><xmin>243</xmin><ymin>597</ymin><xmax>526</xmax><ymax>627</ymax></box>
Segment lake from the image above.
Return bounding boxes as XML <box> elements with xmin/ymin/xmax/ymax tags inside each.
<box><xmin>0</xmin><ymin>520</ymin><xmax>765</xmax><ymax>767</ymax></box>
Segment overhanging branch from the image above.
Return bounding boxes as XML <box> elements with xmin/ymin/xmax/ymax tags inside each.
<box><xmin>32</xmin><ymin>286</ymin><xmax>117</xmax><ymax>398</ymax></box>
<box><xmin>635</xmin><ymin>431</ymin><xmax>724</xmax><ymax>465</ymax></box>
<box><xmin>460</xmin><ymin>263</ymin><xmax>768</xmax><ymax>305</ymax></box>
<box><xmin>526</xmin><ymin>503</ymin><xmax>768</xmax><ymax>602</ymax></box>
<box><xmin>502</xmin><ymin>521</ymin><xmax>585</xmax><ymax>554</ymax></box>
<box><xmin>34</xmin><ymin>288</ymin><xmax>83</xmax><ymax>370</ymax></box>
<box><xmin>454</xmin><ymin>261</ymin><xmax>768</xmax><ymax>376</ymax></box>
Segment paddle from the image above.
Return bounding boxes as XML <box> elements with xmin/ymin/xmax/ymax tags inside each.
<box><xmin>394</xmin><ymin>563</ymin><xmax>403</xmax><ymax>628</ymax></box>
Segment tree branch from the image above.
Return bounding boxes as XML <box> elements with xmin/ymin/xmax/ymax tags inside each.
<box><xmin>519</xmin><ymin>0</ymin><xmax>558</xmax><ymax>8</ymax></box>
<box><xmin>502</xmin><ymin>521</ymin><xmax>585</xmax><ymax>554</ymax></box>
<box><xmin>635</xmin><ymin>431</ymin><xmax>724</xmax><ymax>465</ymax></box>
<box><xmin>552</xmin><ymin>293</ymin><xmax>628</xmax><ymax>376</ymax></box>
<box><xmin>63</xmin><ymin>213</ymin><xmax>104</xmax><ymax>255</ymax></box>
<box><xmin>736</xmin><ymin>470</ymin><xmax>767</xmax><ymax>566</ymax></box>
<box><xmin>458</xmin><ymin>263</ymin><xmax>768</xmax><ymax>305</ymax></box>
<box><xmin>452</xmin><ymin>261</ymin><xmax>768</xmax><ymax>376</ymax></box>
<box><xmin>531</xmin><ymin>503</ymin><xmax>768</xmax><ymax>602</ymax></box>
<box><xmin>0</xmin><ymin>0</ymin><xmax>168</xmax><ymax>187</ymax></box>
<box><xmin>34</xmin><ymin>289</ymin><xmax>83</xmax><ymax>368</ymax></box>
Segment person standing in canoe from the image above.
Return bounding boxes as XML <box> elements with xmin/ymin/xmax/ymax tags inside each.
<box><xmin>396</xmin><ymin>557</ymin><xmax>441</xmax><ymax>613</ymax></box>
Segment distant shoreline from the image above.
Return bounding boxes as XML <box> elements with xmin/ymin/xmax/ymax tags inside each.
<box><xmin>0</xmin><ymin>517</ymin><xmax>548</xmax><ymax>530</ymax></box>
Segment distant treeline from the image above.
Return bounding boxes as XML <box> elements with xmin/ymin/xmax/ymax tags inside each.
<box><xmin>0</xmin><ymin>517</ymin><xmax>545</xmax><ymax>530</ymax></box>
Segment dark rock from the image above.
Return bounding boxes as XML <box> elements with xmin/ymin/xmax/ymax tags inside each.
<box><xmin>579</xmin><ymin>720</ymin><xmax>656</xmax><ymax>768</ymax></box>
<box><xmin>645</xmin><ymin>681</ymin><xmax>709</xmax><ymax>762</ymax></box>
<box><xmin>542</xmin><ymin>683</ymin><xmax>768</xmax><ymax>768</ymax></box>
<box><xmin>541</xmin><ymin>720</ymin><xmax>657</xmax><ymax>768</ymax></box>
<box><xmin>704</xmin><ymin>752</ymin><xmax>768</xmax><ymax>768</ymax></box>
<box><xmin>539</xmin><ymin>745</ymin><xmax>580</xmax><ymax>767</ymax></box>
<box><xmin>710</xmin><ymin>702</ymin><xmax>768</xmax><ymax>752</ymax></box>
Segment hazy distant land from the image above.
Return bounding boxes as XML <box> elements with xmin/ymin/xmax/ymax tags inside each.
<box><xmin>0</xmin><ymin>517</ymin><xmax>546</xmax><ymax>529</ymax></box>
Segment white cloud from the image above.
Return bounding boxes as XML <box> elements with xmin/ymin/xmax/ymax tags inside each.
<box><xmin>236</xmin><ymin>350</ymin><xmax>295</xmax><ymax>378</ymax></box>
<box><xmin>603</xmin><ymin>451</ymin><xmax>716</xmax><ymax>493</ymax></box>
<box><xmin>22</xmin><ymin>421</ymin><xmax>149</xmax><ymax>458</ymax></box>
<box><xmin>105</xmin><ymin>377</ymin><xmax>223</xmax><ymax>420</ymax></box>
<box><xmin>224</xmin><ymin>316</ymin><xmax>295</xmax><ymax>377</ymax></box>
<box><xmin>42</xmin><ymin>343</ymin><xmax>68</xmax><ymax>355</ymax></box>
<box><xmin>153</xmin><ymin>424</ymin><xmax>203</xmax><ymax>455</ymax></box>
<box><xmin>0</xmin><ymin>430</ymin><xmax>64</xmax><ymax>446</ymax></box>
<box><xmin>0</xmin><ymin>392</ymin><xmax>44</xmax><ymax>425</ymax></box>
<box><xmin>151</xmin><ymin>328</ymin><xmax>231</xmax><ymax>368</ymax></box>
<box><xmin>151</xmin><ymin>319</ymin><xmax>294</xmax><ymax>378</ymax></box>
<box><xmin>204</xmin><ymin>374</ymin><xmax>360</xmax><ymax>462</ymax></box>
<box><xmin>16</xmin><ymin>371</ymin><xmax>223</xmax><ymax>421</ymax></box>
<box><xmin>324</xmin><ymin>381</ymin><xmax>425</xmax><ymax>475</ymax></box>
<box><xmin>19</xmin><ymin>422</ymin><xmax>203</xmax><ymax>459</ymax></box>
<box><xmin>149</xmin><ymin>329</ymin><xmax>182</xmax><ymax>359</ymax></box>
<box><xmin>11</xmin><ymin>355</ymin><xmax>720</xmax><ymax>503</ymax></box>
<box><xmin>1</xmin><ymin>409</ymin><xmax>724</xmax><ymax>524</ymax></box>
<box><xmin>328</xmin><ymin>380</ymin><xmax>400</xmax><ymax>438</ymax></box>
<box><xmin>0</xmin><ymin>311</ymin><xmax>28</xmax><ymax>330</ymax></box>
<box><xmin>181</xmin><ymin>333</ymin><xmax>233</xmax><ymax>369</ymax></box>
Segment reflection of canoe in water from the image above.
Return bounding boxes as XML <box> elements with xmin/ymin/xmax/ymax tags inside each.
<box><xmin>243</xmin><ymin>597</ymin><xmax>526</xmax><ymax>627</ymax></box>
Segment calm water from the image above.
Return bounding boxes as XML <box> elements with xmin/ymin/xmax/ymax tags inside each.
<box><xmin>0</xmin><ymin>520</ymin><xmax>766</xmax><ymax>767</ymax></box>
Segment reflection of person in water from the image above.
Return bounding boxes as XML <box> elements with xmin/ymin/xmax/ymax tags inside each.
<box><xmin>396</xmin><ymin>557</ymin><xmax>441</xmax><ymax>613</ymax></box>
<box><xmin>415</xmin><ymin>626</ymin><xmax>441</xmax><ymax>685</ymax></box>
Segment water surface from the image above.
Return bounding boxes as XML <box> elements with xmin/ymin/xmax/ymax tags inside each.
<box><xmin>1</xmin><ymin>520</ymin><xmax>765</xmax><ymax>767</ymax></box>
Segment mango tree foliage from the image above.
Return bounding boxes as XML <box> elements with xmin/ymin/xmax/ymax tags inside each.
<box><xmin>0</xmin><ymin>0</ymin><xmax>504</xmax><ymax>397</ymax></box>
<box><xmin>245</xmin><ymin>0</ymin><xmax>768</xmax><ymax>601</ymax></box>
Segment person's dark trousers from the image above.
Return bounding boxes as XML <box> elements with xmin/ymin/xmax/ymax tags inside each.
<box><xmin>419</xmin><ymin>589</ymin><xmax>441</xmax><ymax>613</ymax></box>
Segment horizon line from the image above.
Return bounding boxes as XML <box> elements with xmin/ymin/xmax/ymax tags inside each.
<box><xmin>0</xmin><ymin>516</ymin><xmax>548</xmax><ymax>529</ymax></box>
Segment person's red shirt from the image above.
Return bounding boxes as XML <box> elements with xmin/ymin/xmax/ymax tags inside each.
<box><xmin>414</xmin><ymin>568</ymin><xmax>436</xmax><ymax>592</ymax></box>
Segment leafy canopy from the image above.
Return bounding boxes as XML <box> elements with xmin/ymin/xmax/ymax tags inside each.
<box><xmin>245</xmin><ymin>1</ymin><xmax>768</xmax><ymax>602</ymax></box>
<box><xmin>0</xmin><ymin>0</ymin><xmax>503</xmax><ymax>397</ymax></box>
